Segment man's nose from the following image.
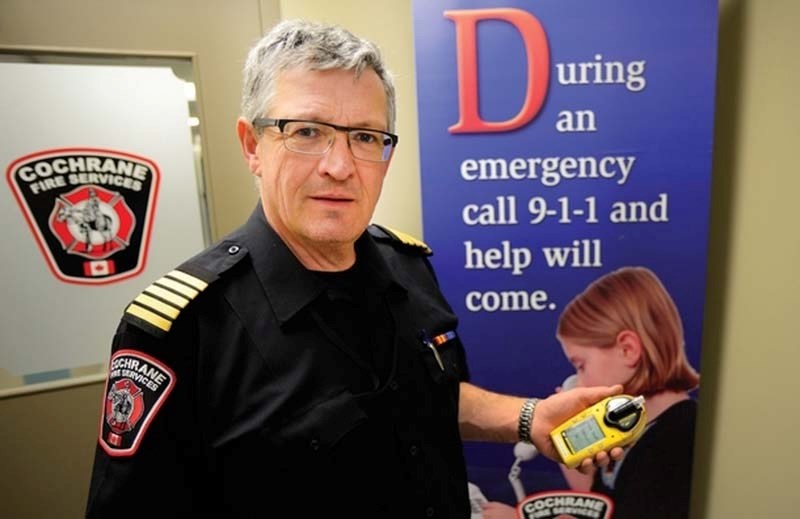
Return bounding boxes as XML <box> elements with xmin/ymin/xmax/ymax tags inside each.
<box><xmin>318</xmin><ymin>131</ymin><xmax>356</xmax><ymax>179</ymax></box>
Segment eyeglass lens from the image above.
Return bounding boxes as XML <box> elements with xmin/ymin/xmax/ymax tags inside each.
<box><xmin>282</xmin><ymin>121</ymin><xmax>392</xmax><ymax>162</ymax></box>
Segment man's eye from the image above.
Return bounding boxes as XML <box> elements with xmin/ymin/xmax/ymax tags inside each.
<box><xmin>292</xmin><ymin>126</ymin><xmax>322</xmax><ymax>138</ymax></box>
<box><xmin>352</xmin><ymin>131</ymin><xmax>378</xmax><ymax>144</ymax></box>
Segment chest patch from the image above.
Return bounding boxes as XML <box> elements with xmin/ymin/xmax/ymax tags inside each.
<box><xmin>99</xmin><ymin>349</ymin><xmax>176</xmax><ymax>457</ymax></box>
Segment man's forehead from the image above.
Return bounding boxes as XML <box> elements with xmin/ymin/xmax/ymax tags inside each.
<box><xmin>271</xmin><ymin>67</ymin><xmax>387</xmax><ymax>126</ymax></box>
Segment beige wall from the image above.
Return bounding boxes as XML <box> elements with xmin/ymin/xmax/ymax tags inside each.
<box><xmin>693</xmin><ymin>0</ymin><xmax>800</xmax><ymax>516</ymax></box>
<box><xmin>1</xmin><ymin>0</ymin><xmax>799</xmax><ymax>517</ymax></box>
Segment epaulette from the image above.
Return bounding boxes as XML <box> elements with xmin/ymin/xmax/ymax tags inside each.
<box><xmin>368</xmin><ymin>223</ymin><xmax>433</xmax><ymax>256</ymax></box>
<box><xmin>122</xmin><ymin>269</ymin><xmax>213</xmax><ymax>338</ymax></box>
<box><xmin>121</xmin><ymin>240</ymin><xmax>249</xmax><ymax>338</ymax></box>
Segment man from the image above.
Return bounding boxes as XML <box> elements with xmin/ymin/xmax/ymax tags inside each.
<box><xmin>86</xmin><ymin>19</ymin><xmax>621</xmax><ymax>518</ymax></box>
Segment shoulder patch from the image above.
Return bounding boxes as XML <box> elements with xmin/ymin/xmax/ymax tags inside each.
<box><xmin>122</xmin><ymin>269</ymin><xmax>211</xmax><ymax>338</ymax></box>
<box><xmin>369</xmin><ymin>224</ymin><xmax>433</xmax><ymax>256</ymax></box>
<box><xmin>99</xmin><ymin>349</ymin><xmax>176</xmax><ymax>457</ymax></box>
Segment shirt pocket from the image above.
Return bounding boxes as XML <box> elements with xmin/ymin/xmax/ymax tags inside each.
<box><xmin>419</xmin><ymin>329</ymin><xmax>465</xmax><ymax>385</ymax></box>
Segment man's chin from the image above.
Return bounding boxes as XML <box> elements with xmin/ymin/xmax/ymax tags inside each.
<box><xmin>305</xmin><ymin>221</ymin><xmax>365</xmax><ymax>246</ymax></box>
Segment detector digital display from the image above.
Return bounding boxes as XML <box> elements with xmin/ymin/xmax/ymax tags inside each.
<box><xmin>562</xmin><ymin>415</ymin><xmax>605</xmax><ymax>452</ymax></box>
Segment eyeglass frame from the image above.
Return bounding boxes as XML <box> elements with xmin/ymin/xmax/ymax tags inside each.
<box><xmin>252</xmin><ymin>117</ymin><xmax>399</xmax><ymax>162</ymax></box>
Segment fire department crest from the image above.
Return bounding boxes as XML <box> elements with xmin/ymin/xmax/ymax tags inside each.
<box><xmin>6</xmin><ymin>147</ymin><xmax>160</xmax><ymax>284</ymax></box>
<box><xmin>105</xmin><ymin>378</ymin><xmax>145</xmax><ymax>434</ymax></box>
<box><xmin>100</xmin><ymin>350</ymin><xmax>176</xmax><ymax>457</ymax></box>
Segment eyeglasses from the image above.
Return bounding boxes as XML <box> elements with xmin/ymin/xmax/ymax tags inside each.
<box><xmin>252</xmin><ymin>117</ymin><xmax>398</xmax><ymax>162</ymax></box>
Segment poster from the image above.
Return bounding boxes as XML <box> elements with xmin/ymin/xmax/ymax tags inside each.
<box><xmin>413</xmin><ymin>2</ymin><xmax>718</xmax><ymax>517</ymax></box>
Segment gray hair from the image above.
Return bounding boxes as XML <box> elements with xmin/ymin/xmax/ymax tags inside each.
<box><xmin>241</xmin><ymin>19</ymin><xmax>397</xmax><ymax>132</ymax></box>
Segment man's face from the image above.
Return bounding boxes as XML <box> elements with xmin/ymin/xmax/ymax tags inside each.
<box><xmin>249</xmin><ymin>67</ymin><xmax>392</xmax><ymax>261</ymax></box>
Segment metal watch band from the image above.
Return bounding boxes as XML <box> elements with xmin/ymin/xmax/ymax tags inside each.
<box><xmin>517</xmin><ymin>398</ymin><xmax>539</xmax><ymax>444</ymax></box>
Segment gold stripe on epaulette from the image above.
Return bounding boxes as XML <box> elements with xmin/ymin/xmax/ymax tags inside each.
<box><xmin>133</xmin><ymin>293</ymin><xmax>180</xmax><ymax>320</ymax></box>
<box><xmin>385</xmin><ymin>227</ymin><xmax>432</xmax><ymax>255</ymax></box>
<box><xmin>156</xmin><ymin>277</ymin><xmax>199</xmax><ymax>299</ymax></box>
<box><xmin>145</xmin><ymin>284</ymin><xmax>191</xmax><ymax>308</ymax></box>
<box><xmin>126</xmin><ymin>303</ymin><xmax>173</xmax><ymax>332</ymax></box>
<box><xmin>167</xmin><ymin>270</ymin><xmax>209</xmax><ymax>291</ymax></box>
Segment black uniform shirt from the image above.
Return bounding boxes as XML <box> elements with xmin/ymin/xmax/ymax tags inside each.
<box><xmin>86</xmin><ymin>204</ymin><xmax>472</xmax><ymax>519</ymax></box>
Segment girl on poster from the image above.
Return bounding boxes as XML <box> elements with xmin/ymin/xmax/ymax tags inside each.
<box><xmin>482</xmin><ymin>266</ymin><xmax>700</xmax><ymax>519</ymax></box>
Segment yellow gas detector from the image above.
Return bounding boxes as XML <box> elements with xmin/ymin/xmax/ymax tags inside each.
<box><xmin>550</xmin><ymin>394</ymin><xmax>646</xmax><ymax>469</ymax></box>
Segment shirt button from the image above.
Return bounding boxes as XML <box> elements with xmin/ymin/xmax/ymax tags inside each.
<box><xmin>425</xmin><ymin>506</ymin><xmax>435</xmax><ymax>517</ymax></box>
<box><xmin>389</xmin><ymin>380</ymin><xmax>399</xmax><ymax>391</ymax></box>
<box><xmin>409</xmin><ymin>444</ymin><xmax>418</xmax><ymax>456</ymax></box>
<box><xmin>309</xmin><ymin>439</ymin><xmax>320</xmax><ymax>451</ymax></box>
<box><xmin>227</xmin><ymin>245</ymin><xmax>240</xmax><ymax>254</ymax></box>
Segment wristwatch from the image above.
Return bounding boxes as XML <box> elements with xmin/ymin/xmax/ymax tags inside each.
<box><xmin>517</xmin><ymin>398</ymin><xmax>539</xmax><ymax>444</ymax></box>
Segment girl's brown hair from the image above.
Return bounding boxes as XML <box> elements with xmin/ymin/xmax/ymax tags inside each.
<box><xmin>556</xmin><ymin>266</ymin><xmax>699</xmax><ymax>395</ymax></box>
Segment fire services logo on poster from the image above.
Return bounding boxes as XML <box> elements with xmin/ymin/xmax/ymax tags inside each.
<box><xmin>6</xmin><ymin>148</ymin><xmax>160</xmax><ymax>285</ymax></box>
<box><xmin>517</xmin><ymin>491</ymin><xmax>612</xmax><ymax>519</ymax></box>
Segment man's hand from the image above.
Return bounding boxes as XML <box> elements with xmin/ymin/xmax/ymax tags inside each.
<box><xmin>530</xmin><ymin>384</ymin><xmax>625</xmax><ymax>472</ymax></box>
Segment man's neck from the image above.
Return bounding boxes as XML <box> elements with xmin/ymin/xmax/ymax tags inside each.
<box><xmin>296</xmin><ymin>243</ymin><xmax>356</xmax><ymax>271</ymax></box>
<box><xmin>261</xmin><ymin>207</ymin><xmax>364</xmax><ymax>271</ymax></box>
<box><xmin>269</xmin><ymin>223</ymin><xmax>358</xmax><ymax>272</ymax></box>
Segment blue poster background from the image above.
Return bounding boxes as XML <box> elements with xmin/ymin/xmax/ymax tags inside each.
<box><xmin>413</xmin><ymin>0</ymin><xmax>718</xmax><ymax>508</ymax></box>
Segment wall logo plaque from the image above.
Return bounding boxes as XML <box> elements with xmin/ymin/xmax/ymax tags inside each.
<box><xmin>6</xmin><ymin>147</ymin><xmax>161</xmax><ymax>285</ymax></box>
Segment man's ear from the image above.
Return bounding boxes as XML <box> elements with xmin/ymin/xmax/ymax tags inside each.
<box><xmin>616</xmin><ymin>330</ymin><xmax>642</xmax><ymax>367</ymax></box>
<box><xmin>236</xmin><ymin>117</ymin><xmax>261</xmax><ymax>176</ymax></box>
